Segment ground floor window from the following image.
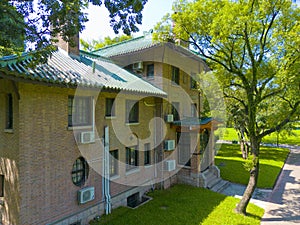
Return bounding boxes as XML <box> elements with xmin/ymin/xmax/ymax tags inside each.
<box><xmin>71</xmin><ymin>157</ymin><xmax>89</xmax><ymax>186</ymax></box>
<box><xmin>126</xmin><ymin>146</ymin><xmax>138</xmax><ymax>171</ymax></box>
<box><xmin>177</xmin><ymin>132</ymin><xmax>191</xmax><ymax>167</ymax></box>
<box><xmin>144</xmin><ymin>143</ymin><xmax>151</xmax><ymax>165</ymax></box>
<box><xmin>109</xmin><ymin>149</ymin><xmax>119</xmax><ymax>176</ymax></box>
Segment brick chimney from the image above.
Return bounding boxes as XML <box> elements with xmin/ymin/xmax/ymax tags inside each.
<box><xmin>55</xmin><ymin>33</ymin><xmax>80</xmax><ymax>56</ymax></box>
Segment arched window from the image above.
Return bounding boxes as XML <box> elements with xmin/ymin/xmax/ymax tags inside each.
<box><xmin>71</xmin><ymin>157</ymin><xmax>89</xmax><ymax>186</ymax></box>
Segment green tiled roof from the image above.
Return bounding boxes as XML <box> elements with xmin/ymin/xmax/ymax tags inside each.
<box><xmin>91</xmin><ymin>33</ymin><xmax>161</xmax><ymax>57</ymax></box>
<box><xmin>0</xmin><ymin>48</ymin><xmax>167</xmax><ymax>97</ymax></box>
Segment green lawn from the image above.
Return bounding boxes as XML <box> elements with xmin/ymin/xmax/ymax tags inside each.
<box><xmin>215</xmin><ymin>144</ymin><xmax>290</xmax><ymax>188</ymax></box>
<box><xmin>216</xmin><ymin>128</ymin><xmax>300</xmax><ymax>146</ymax></box>
<box><xmin>90</xmin><ymin>185</ymin><xmax>264</xmax><ymax>225</ymax></box>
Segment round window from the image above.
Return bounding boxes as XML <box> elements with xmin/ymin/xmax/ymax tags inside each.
<box><xmin>71</xmin><ymin>157</ymin><xmax>89</xmax><ymax>186</ymax></box>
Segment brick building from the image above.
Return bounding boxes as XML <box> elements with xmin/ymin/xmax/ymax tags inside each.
<box><xmin>0</xmin><ymin>33</ymin><xmax>221</xmax><ymax>224</ymax></box>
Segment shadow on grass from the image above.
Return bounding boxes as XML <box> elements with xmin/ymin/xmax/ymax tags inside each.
<box><xmin>91</xmin><ymin>185</ymin><xmax>227</xmax><ymax>225</ymax></box>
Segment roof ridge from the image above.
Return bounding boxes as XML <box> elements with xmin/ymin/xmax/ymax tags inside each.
<box><xmin>92</xmin><ymin>35</ymin><xmax>146</xmax><ymax>53</ymax></box>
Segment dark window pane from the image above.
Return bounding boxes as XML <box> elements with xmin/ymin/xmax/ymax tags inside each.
<box><xmin>126</xmin><ymin>146</ymin><xmax>138</xmax><ymax>171</ymax></box>
<box><xmin>146</xmin><ymin>64</ymin><xmax>154</xmax><ymax>77</ymax></box>
<box><xmin>71</xmin><ymin>157</ymin><xmax>89</xmax><ymax>186</ymax></box>
<box><xmin>126</xmin><ymin>100</ymin><xmax>139</xmax><ymax>123</ymax></box>
<box><xmin>6</xmin><ymin>94</ymin><xmax>13</xmax><ymax>129</ymax></box>
<box><xmin>144</xmin><ymin>143</ymin><xmax>151</xmax><ymax>165</ymax></box>
<box><xmin>171</xmin><ymin>66</ymin><xmax>180</xmax><ymax>85</ymax></box>
<box><xmin>106</xmin><ymin>98</ymin><xmax>115</xmax><ymax>117</ymax></box>
<box><xmin>0</xmin><ymin>175</ymin><xmax>4</xmax><ymax>197</ymax></box>
<box><xmin>109</xmin><ymin>150</ymin><xmax>118</xmax><ymax>176</ymax></box>
<box><xmin>172</xmin><ymin>102</ymin><xmax>180</xmax><ymax>121</ymax></box>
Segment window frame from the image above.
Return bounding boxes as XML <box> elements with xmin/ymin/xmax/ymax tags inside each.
<box><xmin>109</xmin><ymin>149</ymin><xmax>119</xmax><ymax>177</ymax></box>
<box><xmin>125</xmin><ymin>100</ymin><xmax>139</xmax><ymax>124</ymax></box>
<box><xmin>191</xmin><ymin>103</ymin><xmax>198</xmax><ymax>118</ymax></box>
<box><xmin>146</xmin><ymin>64</ymin><xmax>154</xmax><ymax>78</ymax></box>
<box><xmin>171</xmin><ymin>102</ymin><xmax>180</xmax><ymax>121</ymax></box>
<box><xmin>68</xmin><ymin>96</ymin><xmax>92</xmax><ymax>127</ymax></box>
<box><xmin>71</xmin><ymin>157</ymin><xmax>89</xmax><ymax>186</ymax></box>
<box><xmin>126</xmin><ymin>146</ymin><xmax>139</xmax><ymax>171</ymax></box>
<box><xmin>105</xmin><ymin>98</ymin><xmax>116</xmax><ymax>117</ymax></box>
<box><xmin>171</xmin><ymin>66</ymin><xmax>180</xmax><ymax>85</ymax></box>
<box><xmin>6</xmin><ymin>94</ymin><xmax>13</xmax><ymax>129</ymax></box>
<box><xmin>190</xmin><ymin>73</ymin><xmax>198</xmax><ymax>89</ymax></box>
<box><xmin>177</xmin><ymin>132</ymin><xmax>191</xmax><ymax>167</ymax></box>
<box><xmin>144</xmin><ymin>143</ymin><xmax>151</xmax><ymax>166</ymax></box>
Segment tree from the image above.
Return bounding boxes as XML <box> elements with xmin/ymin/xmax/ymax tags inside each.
<box><xmin>80</xmin><ymin>34</ymin><xmax>133</xmax><ymax>51</ymax></box>
<box><xmin>155</xmin><ymin>0</ymin><xmax>300</xmax><ymax>214</ymax></box>
<box><xmin>0</xmin><ymin>0</ymin><xmax>147</xmax><ymax>59</ymax></box>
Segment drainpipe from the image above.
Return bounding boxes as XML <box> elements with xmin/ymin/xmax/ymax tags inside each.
<box><xmin>104</xmin><ymin>126</ymin><xmax>111</xmax><ymax>214</ymax></box>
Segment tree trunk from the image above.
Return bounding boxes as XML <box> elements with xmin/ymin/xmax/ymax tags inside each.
<box><xmin>235</xmin><ymin>140</ymin><xmax>260</xmax><ymax>215</ymax></box>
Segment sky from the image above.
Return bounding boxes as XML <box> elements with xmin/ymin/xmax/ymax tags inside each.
<box><xmin>80</xmin><ymin>0</ymin><xmax>174</xmax><ymax>41</ymax></box>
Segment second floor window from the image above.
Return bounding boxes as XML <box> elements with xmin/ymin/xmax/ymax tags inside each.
<box><xmin>68</xmin><ymin>96</ymin><xmax>92</xmax><ymax>127</ymax></box>
<box><xmin>171</xmin><ymin>66</ymin><xmax>180</xmax><ymax>85</ymax></box>
<box><xmin>144</xmin><ymin>143</ymin><xmax>151</xmax><ymax>165</ymax></box>
<box><xmin>126</xmin><ymin>100</ymin><xmax>139</xmax><ymax>123</ymax></box>
<box><xmin>106</xmin><ymin>98</ymin><xmax>115</xmax><ymax>117</ymax></box>
<box><xmin>146</xmin><ymin>64</ymin><xmax>154</xmax><ymax>78</ymax></box>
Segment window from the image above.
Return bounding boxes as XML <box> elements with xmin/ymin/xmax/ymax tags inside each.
<box><xmin>6</xmin><ymin>94</ymin><xmax>13</xmax><ymax>129</ymax></box>
<box><xmin>144</xmin><ymin>143</ymin><xmax>151</xmax><ymax>165</ymax></box>
<box><xmin>106</xmin><ymin>98</ymin><xmax>115</xmax><ymax>117</ymax></box>
<box><xmin>0</xmin><ymin>175</ymin><xmax>4</xmax><ymax>197</ymax></box>
<box><xmin>190</xmin><ymin>73</ymin><xmax>198</xmax><ymax>89</ymax></box>
<box><xmin>172</xmin><ymin>102</ymin><xmax>180</xmax><ymax>121</ymax></box>
<box><xmin>171</xmin><ymin>66</ymin><xmax>180</xmax><ymax>85</ymax></box>
<box><xmin>126</xmin><ymin>146</ymin><xmax>138</xmax><ymax>171</ymax></box>
<box><xmin>177</xmin><ymin>133</ymin><xmax>191</xmax><ymax>167</ymax></box>
<box><xmin>68</xmin><ymin>96</ymin><xmax>92</xmax><ymax>127</ymax></box>
<box><xmin>146</xmin><ymin>64</ymin><xmax>154</xmax><ymax>78</ymax></box>
<box><xmin>191</xmin><ymin>103</ymin><xmax>198</xmax><ymax>118</ymax></box>
<box><xmin>126</xmin><ymin>100</ymin><xmax>139</xmax><ymax>123</ymax></box>
<box><xmin>109</xmin><ymin>150</ymin><xmax>118</xmax><ymax>176</ymax></box>
<box><xmin>71</xmin><ymin>157</ymin><xmax>89</xmax><ymax>186</ymax></box>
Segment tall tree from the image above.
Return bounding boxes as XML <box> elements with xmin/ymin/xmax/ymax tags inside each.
<box><xmin>80</xmin><ymin>34</ymin><xmax>132</xmax><ymax>51</ymax></box>
<box><xmin>0</xmin><ymin>0</ymin><xmax>147</xmax><ymax>59</ymax></box>
<box><xmin>155</xmin><ymin>0</ymin><xmax>300</xmax><ymax>214</ymax></box>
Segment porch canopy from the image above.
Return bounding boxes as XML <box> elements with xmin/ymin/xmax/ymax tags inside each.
<box><xmin>172</xmin><ymin>117</ymin><xmax>221</xmax><ymax>132</ymax></box>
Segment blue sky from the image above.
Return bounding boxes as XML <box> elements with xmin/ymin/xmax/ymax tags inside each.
<box><xmin>80</xmin><ymin>0</ymin><xmax>174</xmax><ymax>41</ymax></box>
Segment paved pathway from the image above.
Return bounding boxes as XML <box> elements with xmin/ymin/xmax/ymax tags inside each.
<box><xmin>260</xmin><ymin>146</ymin><xmax>300</xmax><ymax>225</ymax></box>
<box><xmin>219</xmin><ymin>145</ymin><xmax>300</xmax><ymax>224</ymax></box>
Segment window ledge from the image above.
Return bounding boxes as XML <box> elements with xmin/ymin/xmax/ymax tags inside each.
<box><xmin>125</xmin><ymin>168</ymin><xmax>140</xmax><ymax>176</ymax></box>
<box><xmin>105</xmin><ymin>116</ymin><xmax>116</xmax><ymax>119</ymax></box>
<box><xmin>67</xmin><ymin>125</ymin><xmax>93</xmax><ymax>131</ymax></box>
<box><xmin>125</xmin><ymin>123</ymin><xmax>140</xmax><ymax>126</ymax></box>
<box><xmin>144</xmin><ymin>165</ymin><xmax>153</xmax><ymax>169</ymax></box>
<box><xmin>4</xmin><ymin>129</ymin><xmax>13</xmax><ymax>133</ymax></box>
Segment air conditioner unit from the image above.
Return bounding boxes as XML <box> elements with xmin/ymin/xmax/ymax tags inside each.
<box><xmin>80</xmin><ymin>131</ymin><xmax>95</xmax><ymax>144</ymax></box>
<box><xmin>164</xmin><ymin>140</ymin><xmax>175</xmax><ymax>151</ymax></box>
<box><xmin>165</xmin><ymin>160</ymin><xmax>176</xmax><ymax>172</ymax></box>
<box><xmin>165</xmin><ymin>114</ymin><xmax>174</xmax><ymax>123</ymax></box>
<box><xmin>132</xmin><ymin>62</ymin><xmax>143</xmax><ymax>71</ymax></box>
<box><xmin>78</xmin><ymin>186</ymin><xmax>95</xmax><ymax>204</ymax></box>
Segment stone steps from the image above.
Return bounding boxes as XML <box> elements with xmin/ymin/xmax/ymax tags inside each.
<box><xmin>202</xmin><ymin>169</ymin><xmax>230</xmax><ymax>193</ymax></box>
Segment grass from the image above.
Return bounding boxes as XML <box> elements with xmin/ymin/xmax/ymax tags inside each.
<box><xmin>215</xmin><ymin>144</ymin><xmax>290</xmax><ymax>188</ymax></box>
<box><xmin>90</xmin><ymin>184</ymin><xmax>264</xmax><ymax>225</ymax></box>
<box><xmin>216</xmin><ymin>128</ymin><xmax>300</xmax><ymax>146</ymax></box>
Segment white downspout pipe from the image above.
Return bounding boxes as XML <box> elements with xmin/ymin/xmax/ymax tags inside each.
<box><xmin>104</xmin><ymin>126</ymin><xmax>111</xmax><ymax>214</ymax></box>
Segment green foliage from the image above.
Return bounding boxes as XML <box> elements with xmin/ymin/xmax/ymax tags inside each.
<box><xmin>0</xmin><ymin>0</ymin><xmax>147</xmax><ymax>59</ymax></box>
<box><xmin>215</xmin><ymin>144</ymin><xmax>289</xmax><ymax>188</ymax></box>
<box><xmin>90</xmin><ymin>184</ymin><xmax>263</xmax><ymax>225</ymax></box>
<box><xmin>216</xmin><ymin>127</ymin><xmax>300</xmax><ymax>145</ymax></box>
<box><xmin>80</xmin><ymin>35</ymin><xmax>133</xmax><ymax>51</ymax></box>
